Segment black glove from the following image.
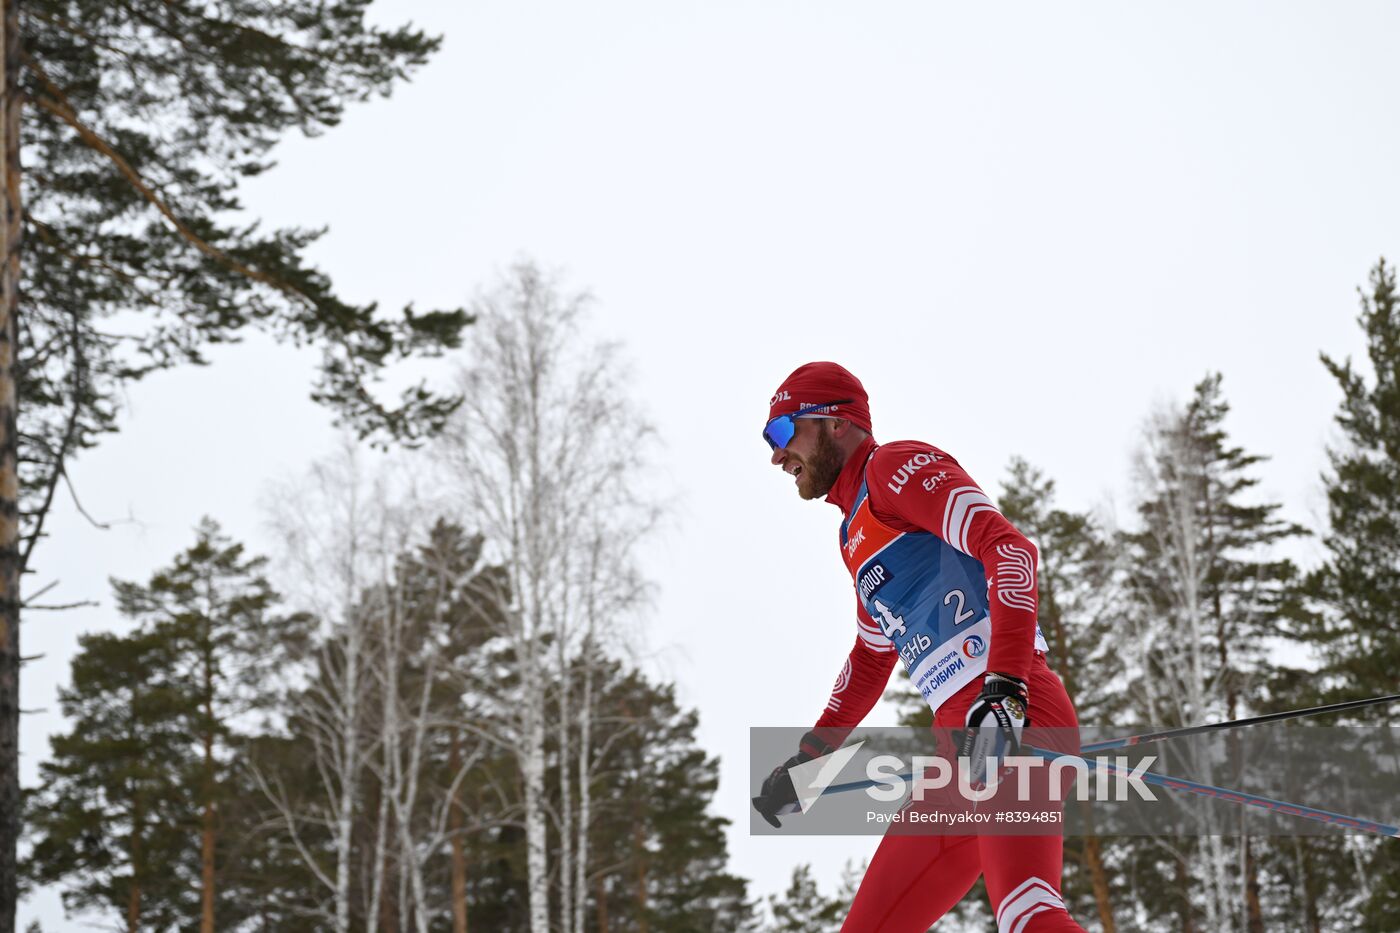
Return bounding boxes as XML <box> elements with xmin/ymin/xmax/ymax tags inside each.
<box><xmin>752</xmin><ymin>730</ymin><xmax>836</xmax><ymax>828</ymax></box>
<box><xmin>958</xmin><ymin>673</ymin><xmax>1030</xmax><ymax>788</ymax></box>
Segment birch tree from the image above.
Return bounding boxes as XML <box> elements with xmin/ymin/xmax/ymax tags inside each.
<box><xmin>361</xmin><ymin>518</ymin><xmax>500</xmax><ymax>932</ymax></box>
<box><xmin>1122</xmin><ymin>374</ymin><xmax>1306</xmax><ymax>932</ymax></box>
<box><xmin>434</xmin><ymin>261</ymin><xmax>660</xmax><ymax>933</ymax></box>
<box><xmin>255</xmin><ymin>442</ymin><xmax>398</xmax><ymax>933</ymax></box>
<box><xmin>256</xmin><ymin>445</ymin><xmax>508</xmax><ymax>931</ymax></box>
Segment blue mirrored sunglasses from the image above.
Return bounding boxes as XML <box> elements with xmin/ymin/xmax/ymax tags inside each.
<box><xmin>762</xmin><ymin>399</ymin><xmax>854</xmax><ymax>450</ymax></box>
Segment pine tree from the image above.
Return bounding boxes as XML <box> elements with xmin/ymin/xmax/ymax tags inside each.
<box><xmin>765</xmin><ymin>865</ymin><xmax>843</xmax><ymax>933</ymax></box>
<box><xmin>109</xmin><ymin>518</ymin><xmax>311</xmax><ymax>932</ymax></box>
<box><xmin>232</xmin><ymin>729</ymin><xmax>346</xmax><ymax>930</ymax></box>
<box><xmin>0</xmin><ymin>5</ymin><xmax>471</xmax><ymax>918</ymax></box>
<box><xmin>1300</xmin><ymin>258</ymin><xmax>1400</xmax><ymax>930</ymax></box>
<box><xmin>1306</xmin><ymin>258</ymin><xmax>1400</xmax><ymax>698</ymax></box>
<box><xmin>998</xmin><ymin>458</ymin><xmax>1126</xmax><ymax>733</ymax></box>
<box><xmin>22</xmin><ymin>627</ymin><xmax>199</xmax><ymax>930</ymax></box>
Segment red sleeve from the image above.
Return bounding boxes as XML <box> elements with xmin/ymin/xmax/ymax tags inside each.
<box><xmin>865</xmin><ymin>441</ymin><xmax>1039</xmax><ymax>683</ymax></box>
<box><xmin>812</xmin><ymin>605</ymin><xmax>899</xmax><ymax>743</ymax></box>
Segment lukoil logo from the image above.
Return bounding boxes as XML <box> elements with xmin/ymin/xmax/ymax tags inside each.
<box><xmin>962</xmin><ymin>635</ymin><xmax>986</xmax><ymax>658</ymax></box>
<box><xmin>885</xmin><ymin>451</ymin><xmax>941</xmax><ymax>496</ymax></box>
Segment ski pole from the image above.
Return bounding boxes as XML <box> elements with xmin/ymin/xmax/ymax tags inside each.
<box><xmin>1079</xmin><ymin>694</ymin><xmax>1400</xmax><ymax>754</ymax></box>
<box><xmin>1024</xmin><ymin>746</ymin><xmax>1399</xmax><ymax>837</ymax></box>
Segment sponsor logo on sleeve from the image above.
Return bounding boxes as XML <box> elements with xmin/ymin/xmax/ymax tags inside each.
<box><xmin>921</xmin><ymin>470</ymin><xmax>949</xmax><ymax>493</ymax></box>
<box><xmin>885</xmin><ymin>451</ymin><xmax>942</xmax><ymax>495</ymax></box>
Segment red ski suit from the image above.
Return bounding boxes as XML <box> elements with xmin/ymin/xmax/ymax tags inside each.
<box><xmin>817</xmin><ymin>437</ymin><xmax>1085</xmax><ymax>933</ymax></box>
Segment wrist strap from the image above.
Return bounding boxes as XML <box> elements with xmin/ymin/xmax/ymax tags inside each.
<box><xmin>982</xmin><ymin>672</ymin><xmax>1028</xmax><ymax>700</ymax></box>
<box><xmin>797</xmin><ymin>729</ymin><xmax>837</xmax><ymax>762</ymax></box>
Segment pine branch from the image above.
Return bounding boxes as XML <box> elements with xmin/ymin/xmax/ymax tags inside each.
<box><xmin>24</xmin><ymin>51</ymin><xmax>320</xmax><ymax>314</ymax></box>
<box><xmin>20</xmin><ymin>309</ymin><xmax>88</xmax><ymax>574</ymax></box>
<box><xmin>60</xmin><ymin>468</ymin><xmax>110</xmax><ymax>532</ymax></box>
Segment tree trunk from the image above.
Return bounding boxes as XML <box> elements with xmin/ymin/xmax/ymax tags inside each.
<box><xmin>557</xmin><ymin>631</ymin><xmax>573</xmax><ymax>933</ymax></box>
<box><xmin>449</xmin><ymin>823</ymin><xmax>468</xmax><ymax>933</ymax></box>
<box><xmin>524</xmin><ymin>699</ymin><xmax>549</xmax><ymax>933</ymax></box>
<box><xmin>595</xmin><ymin>874</ymin><xmax>608</xmax><ymax>933</ymax></box>
<box><xmin>1294</xmin><ymin>838</ymin><xmax>1320</xmax><ymax>933</ymax></box>
<box><xmin>1079</xmin><ymin>812</ymin><xmax>1116</xmax><ymax>933</ymax></box>
<box><xmin>573</xmin><ymin>645</ymin><xmax>594</xmax><ymax>933</ymax></box>
<box><xmin>633</xmin><ymin>819</ymin><xmax>648</xmax><ymax>933</ymax></box>
<box><xmin>1243</xmin><ymin>837</ymin><xmax>1264</xmax><ymax>933</ymax></box>
<box><xmin>127</xmin><ymin>795</ymin><xmax>144</xmax><ymax>933</ymax></box>
<box><xmin>334</xmin><ymin>622</ymin><xmax>363</xmax><ymax>933</ymax></box>
<box><xmin>1175</xmin><ymin>853</ymin><xmax>1196</xmax><ymax>933</ymax></box>
<box><xmin>378</xmin><ymin>805</ymin><xmax>399</xmax><ymax>933</ymax></box>
<box><xmin>368</xmin><ymin>778</ymin><xmax>390</xmax><ymax>933</ymax></box>
<box><xmin>448</xmin><ymin>728</ymin><xmax>470</xmax><ymax>930</ymax></box>
<box><xmin>449</xmin><ymin>730</ymin><xmax>468</xmax><ymax>933</ymax></box>
<box><xmin>201</xmin><ymin>740</ymin><xmax>216</xmax><ymax>932</ymax></box>
<box><xmin>201</xmin><ymin>656</ymin><xmax>217</xmax><ymax>933</ymax></box>
<box><xmin>126</xmin><ymin>870</ymin><xmax>141</xmax><ymax>933</ymax></box>
<box><xmin>0</xmin><ymin>0</ymin><xmax>22</xmax><ymax>927</ymax></box>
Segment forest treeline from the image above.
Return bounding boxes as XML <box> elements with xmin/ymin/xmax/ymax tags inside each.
<box><xmin>24</xmin><ymin>266</ymin><xmax>753</xmax><ymax>933</ymax></box>
<box><xmin>25</xmin><ymin>515</ymin><xmax>748</xmax><ymax>932</ymax></box>
<box><xmin>24</xmin><ymin>260</ymin><xmax>1400</xmax><ymax>933</ymax></box>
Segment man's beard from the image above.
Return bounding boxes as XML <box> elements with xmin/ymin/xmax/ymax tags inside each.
<box><xmin>798</xmin><ymin>425</ymin><xmax>846</xmax><ymax>500</ymax></box>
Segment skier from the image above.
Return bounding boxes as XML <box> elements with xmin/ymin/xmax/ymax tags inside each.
<box><xmin>754</xmin><ymin>362</ymin><xmax>1087</xmax><ymax>932</ymax></box>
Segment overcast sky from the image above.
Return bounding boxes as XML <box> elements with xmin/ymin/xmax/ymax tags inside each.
<box><xmin>22</xmin><ymin>1</ymin><xmax>1400</xmax><ymax>927</ymax></box>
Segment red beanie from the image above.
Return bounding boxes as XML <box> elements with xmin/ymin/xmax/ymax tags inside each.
<box><xmin>767</xmin><ymin>362</ymin><xmax>873</xmax><ymax>434</ymax></box>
